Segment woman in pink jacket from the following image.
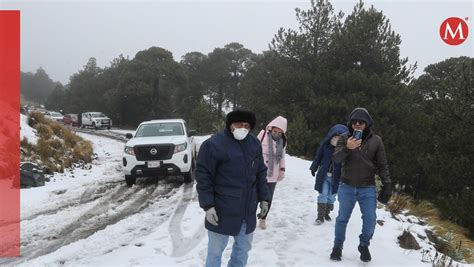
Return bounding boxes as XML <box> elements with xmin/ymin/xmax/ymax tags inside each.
<box><xmin>256</xmin><ymin>116</ymin><xmax>287</xmax><ymax>230</ymax></box>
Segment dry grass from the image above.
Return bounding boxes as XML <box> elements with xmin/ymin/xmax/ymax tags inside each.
<box><xmin>20</xmin><ymin>137</ymin><xmax>34</xmax><ymax>152</ymax></box>
<box><xmin>21</xmin><ymin>114</ymin><xmax>94</xmax><ymax>174</ymax></box>
<box><xmin>387</xmin><ymin>193</ymin><xmax>474</xmax><ymax>263</ymax></box>
<box><xmin>35</xmin><ymin>123</ymin><xmax>54</xmax><ymax>140</ymax></box>
<box><xmin>36</xmin><ymin>138</ymin><xmax>53</xmax><ymax>159</ymax></box>
<box><xmin>28</xmin><ymin>112</ymin><xmax>48</xmax><ymax>127</ymax></box>
<box><xmin>72</xmin><ymin>140</ymin><xmax>93</xmax><ymax>162</ymax></box>
<box><xmin>49</xmin><ymin>138</ymin><xmax>64</xmax><ymax>150</ymax></box>
<box><xmin>49</xmin><ymin>122</ymin><xmax>63</xmax><ymax>137</ymax></box>
<box><xmin>63</xmin><ymin>129</ymin><xmax>81</xmax><ymax>147</ymax></box>
<box><xmin>387</xmin><ymin>193</ymin><xmax>414</xmax><ymax>214</ymax></box>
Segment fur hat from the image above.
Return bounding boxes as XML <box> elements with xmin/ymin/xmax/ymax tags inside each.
<box><xmin>226</xmin><ymin>109</ymin><xmax>256</xmax><ymax>130</ymax></box>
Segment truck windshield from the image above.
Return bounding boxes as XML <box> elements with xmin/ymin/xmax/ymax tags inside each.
<box><xmin>136</xmin><ymin>123</ymin><xmax>184</xmax><ymax>137</ymax></box>
<box><xmin>91</xmin><ymin>113</ymin><xmax>106</xmax><ymax>118</ymax></box>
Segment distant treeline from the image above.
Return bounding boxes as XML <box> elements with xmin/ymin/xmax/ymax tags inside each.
<box><xmin>21</xmin><ymin>67</ymin><xmax>62</xmax><ymax>105</ymax></box>
<box><xmin>32</xmin><ymin>1</ymin><xmax>474</xmax><ymax>237</ymax></box>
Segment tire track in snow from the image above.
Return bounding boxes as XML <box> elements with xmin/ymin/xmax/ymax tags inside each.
<box><xmin>20</xmin><ymin>180</ymin><xmax>124</xmax><ymax>222</ymax></box>
<box><xmin>0</xmin><ymin>180</ymin><xmax>181</xmax><ymax>265</ymax></box>
<box><xmin>169</xmin><ymin>182</ymin><xmax>206</xmax><ymax>257</ymax></box>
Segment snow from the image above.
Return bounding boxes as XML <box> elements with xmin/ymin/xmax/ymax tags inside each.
<box><xmin>109</xmin><ymin>129</ymin><xmax>136</xmax><ymax>136</ymax></box>
<box><xmin>20</xmin><ymin>114</ymin><xmax>37</xmax><ymax>145</ymax></box>
<box><xmin>19</xmin><ymin>133</ymin><xmax>124</xmax><ymax>217</ymax></box>
<box><xmin>193</xmin><ymin>135</ymin><xmax>212</xmax><ymax>156</ymax></box>
<box><xmin>12</xmin><ymin>133</ymin><xmax>472</xmax><ymax>266</ymax></box>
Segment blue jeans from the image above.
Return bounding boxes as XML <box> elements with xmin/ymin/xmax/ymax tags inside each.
<box><xmin>317</xmin><ymin>174</ymin><xmax>336</xmax><ymax>204</ymax></box>
<box><xmin>334</xmin><ymin>183</ymin><xmax>376</xmax><ymax>248</ymax></box>
<box><xmin>206</xmin><ymin>222</ymin><xmax>253</xmax><ymax>267</ymax></box>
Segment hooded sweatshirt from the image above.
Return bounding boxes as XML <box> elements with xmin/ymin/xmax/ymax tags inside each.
<box><xmin>309</xmin><ymin>124</ymin><xmax>349</xmax><ymax>194</ymax></box>
<box><xmin>333</xmin><ymin>108</ymin><xmax>391</xmax><ymax>186</ymax></box>
<box><xmin>257</xmin><ymin>116</ymin><xmax>288</xmax><ymax>183</ymax></box>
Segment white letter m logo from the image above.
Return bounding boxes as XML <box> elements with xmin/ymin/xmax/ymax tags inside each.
<box><xmin>444</xmin><ymin>22</ymin><xmax>465</xmax><ymax>40</ymax></box>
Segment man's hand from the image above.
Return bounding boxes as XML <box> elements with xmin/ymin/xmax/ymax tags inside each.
<box><xmin>346</xmin><ymin>137</ymin><xmax>362</xmax><ymax>150</ymax></box>
<box><xmin>258</xmin><ymin>201</ymin><xmax>270</xmax><ymax>218</ymax></box>
<box><xmin>378</xmin><ymin>183</ymin><xmax>392</xmax><ymax>204</ymax></box>
<box><xmin>311</xmin><ymin>170</ymin><xmax>316</xmax><ymax>177</ymax></box>
<box><xmin>205</xmin><ymin>207</ymin><xmax>219</xmax><ymax>226</ymax></box>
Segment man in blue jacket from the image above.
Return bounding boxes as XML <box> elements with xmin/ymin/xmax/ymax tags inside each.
<box><xmin>196</xmin><ymin>109</ymin><xmax>271</xmax><ymax>267</ymax></box>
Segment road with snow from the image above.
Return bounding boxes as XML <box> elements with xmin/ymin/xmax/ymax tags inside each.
<box><xmin>3</xmin><ymin>129</ymin><xmax>469</xmax><ymax>266</ymax></box>
<box><xmin>1</xmin><ymin>132</ymin><xmax>206</xmax><ymax>266</ymax></box>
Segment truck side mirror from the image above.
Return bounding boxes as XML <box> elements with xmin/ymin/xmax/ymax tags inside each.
<box><xmin>125</xmin><ymin>133</ymin><xmax>133</xmax><ymax>139</ymax></box>
<box><xmin>188</xmin><ymin>130</ymin><xmax>196</xmax><ymax>137</ymax></box>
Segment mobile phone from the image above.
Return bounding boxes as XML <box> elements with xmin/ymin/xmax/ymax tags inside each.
<box><xmin>353</xmin><ymin>129</ymin><xmax>363</xmax><ymax>140</ymax></box>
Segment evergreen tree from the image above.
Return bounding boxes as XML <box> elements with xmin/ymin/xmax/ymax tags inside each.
<box><xmin>66</xmin><ymin>57</ymin><xmax>103</xmax><ymax>113</ymax></box>
<box><xmin>223</xmin><ymin>42</ymin><xmax>255</xmax><ymax>109</ymax></box>
<box><xmin>411</xmin><ymin>57</ymin><xmax>474</xmax><ymax>237</ymax></box>
<box><xmin>21</xmin><ymin>68</ymin><xmax>60</xmax><ymax>104</ymax></box>
<box><xmin>287</xmin><ymin>111</ymin><xmax>313</xmax><ymax>156</ymax></box>
<box><xmin>45</xmin><ymin>84</ymin><xmax>65</xmax><ymax>112</ymax></box>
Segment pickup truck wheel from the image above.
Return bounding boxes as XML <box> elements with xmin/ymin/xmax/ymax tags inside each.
<box><xmin>183</xmin><ymin>161</ymin><xmax>195</xmax><ymax>183</ymax></box>
<box><xmin>125</xmin><ymin>175</ymin><xmax>136</xmax><ymax>187</ymax></box>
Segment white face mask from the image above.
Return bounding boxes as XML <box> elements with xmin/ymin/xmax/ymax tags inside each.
<box><xmin>232</xmin><ymin>128</ymin><xmax>249</xmax><ymax>140</ymax></box>
<box><xmin>330</xmin><ymin>136</ymin><xmax>339</xmax><ymax>146</ymax></box>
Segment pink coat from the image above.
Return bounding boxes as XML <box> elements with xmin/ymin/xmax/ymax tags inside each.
<box><xmin>257</xmin><ymin>116</ymin><xmax>287</xmax><ymax>183</ymax></box>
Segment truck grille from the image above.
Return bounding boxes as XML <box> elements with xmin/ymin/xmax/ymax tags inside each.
<box><xmin>134</xmin><ymin>144</ymin><xmax>174</xmax><ymax>161</ymax></box>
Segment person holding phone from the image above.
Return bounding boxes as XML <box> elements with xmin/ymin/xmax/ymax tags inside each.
<box><xmin>329</xmin><ymin>107</ymin><xmax>392</xmax><ymax>263</ymax></box>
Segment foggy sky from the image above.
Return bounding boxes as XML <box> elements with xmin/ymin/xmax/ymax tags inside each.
<box><xmin>1</xmin><ymin>0</ymin><xmax>472</xmax><ymax>84</ymax></box>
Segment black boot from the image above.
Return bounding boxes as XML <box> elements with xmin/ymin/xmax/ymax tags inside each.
<box><xmin>330</xmin><ymin>247</ymin><xmax>342</xmax><ymax>261</ymax></box>
<box><xmin>358</xmin><ymin>245</ymin><xmax>372</xmax><ymax>262</ymax></box>
<box><xmin>315</xmin><ymin>203</ymin><xmax>326</xmax><ymax>225</ymax></box>
<box><xmin>325</xmin><ymin>203</ymin><xmax>333</xmax><ymax>221</ymax></box>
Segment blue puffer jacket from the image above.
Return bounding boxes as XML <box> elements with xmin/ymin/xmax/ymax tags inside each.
<box><xmin>309</xmin><ymin>124</ymin><xmax>349</xmax><ymax>194</ymax></box>
<box><xmin>196</xmin><ymin>129</ymin><xmax>270</xmax><ymax>236</ymax></box>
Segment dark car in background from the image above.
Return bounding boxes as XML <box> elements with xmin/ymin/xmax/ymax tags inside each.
<box><xmin>63</xmin><ymin>114</ymin><xmax>80</xmax><ymax>127</ymax></box>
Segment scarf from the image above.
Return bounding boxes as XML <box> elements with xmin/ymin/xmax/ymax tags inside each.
<box><xmin>267</xmin><ymin>131</ymin><xmax>284</xmax><ymax>177</ymax></box>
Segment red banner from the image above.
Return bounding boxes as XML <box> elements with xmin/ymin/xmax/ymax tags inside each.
<box><xmin>0</xmin><ymin>10</ymin><xmax>20</xmax><ymax>257</ymax></box>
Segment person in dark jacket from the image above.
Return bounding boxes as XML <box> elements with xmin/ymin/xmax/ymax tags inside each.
<box><xmin>310</xmin><ymin>124</ymin><xmax>349</xmax><ymax>225</ymax></box>
<box><xmin>329</xmin><ymin>107</ymin><xmax>392</xmax><ymax>263</ymax></box>
<box><xmin>196</xmin><ymin>109</ymin><xmax>271</xmax><ymax>267</ymax></box>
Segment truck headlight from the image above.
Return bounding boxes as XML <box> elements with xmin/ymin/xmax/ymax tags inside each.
<box><xmin>174</xmin><ymin>143</ymin><xmax>187</xmax><ymax>154</ymax></box>
<box><xmin>124</xmin><ymin>146</ymin><xmax>135</xmax><ymax>156</ymax></box>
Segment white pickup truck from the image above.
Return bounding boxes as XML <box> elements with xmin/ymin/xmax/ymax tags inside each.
<box><xmin>81</xmin><ymin>112</ymin><xmax>112</xmax><ymax>129</ymax></box>
<box><xmin>122</xmin><ymin>119</ymin><xmax>196</xmax><ymax>186</ymax></box>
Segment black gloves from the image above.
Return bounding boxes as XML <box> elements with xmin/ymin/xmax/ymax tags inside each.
<box><xmin>378</xmin><ymin>182</ymin><xmax>392</xmax><ymax>204</ymax></box>
<box><xmin>311</xmin><ymin>170</ymin><xmax>316</xmax><ymax>177</ymax></box>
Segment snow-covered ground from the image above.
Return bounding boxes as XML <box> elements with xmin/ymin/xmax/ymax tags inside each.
<box><xmin>20</xmin><ymin>114</ymin><xmax>37</xmax><ymax>145</ymax></box>
<box><xmin>6</xmin><ymin>131</ymin><xmax>471</xmax><ymax>266</ymax></box>
<box><xmin>109</xmin><ymin>129</ymin><xmax>136</xmax><ymax>136</ymax></box>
